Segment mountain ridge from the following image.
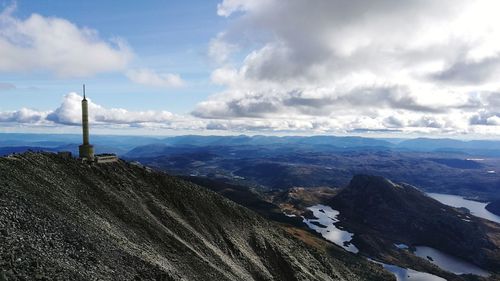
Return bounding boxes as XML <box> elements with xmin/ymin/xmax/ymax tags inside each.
<box><xmin>0</xmin><ymin>152</ymin><xmax>390</xmax><ymax>281</ymax></box>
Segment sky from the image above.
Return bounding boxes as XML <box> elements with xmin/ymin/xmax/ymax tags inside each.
<box><xmin>1</xmin><ymin>0</ymin><xmax>500</xmax><ymax>138</ymax></box>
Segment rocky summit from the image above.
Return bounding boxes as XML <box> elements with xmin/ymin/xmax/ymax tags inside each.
<box><xmin>0</xmin><ymin>152</ymin><xmax>389</xmax><ymax>281</ymax></box>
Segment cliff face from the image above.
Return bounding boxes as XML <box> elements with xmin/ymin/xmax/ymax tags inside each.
<box><xmin>0</xmin><ymin>153</ymin><xmax>389</xmax><ymax>281</ymax></box>
<box><xmin>329</xmin><ymin>175</ymin><xmax>500</xmax><ymax>273</ymax></box>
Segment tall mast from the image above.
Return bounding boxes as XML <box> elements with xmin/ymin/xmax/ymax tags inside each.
<box><xmin>78</xmin><ymin>84</ymin><xmax>94</xmax><ymax>160</ymax></box>
<box><xmin>81</xmin><ymin>85</ymin><xmax>90</xmax><ymax>145</ymax></box>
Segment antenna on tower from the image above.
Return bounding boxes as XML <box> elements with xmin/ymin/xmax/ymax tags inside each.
<box><xmin>83</xmin><ymin>84</ymin><xmax>86</xmax><ymax>99</ymax></box>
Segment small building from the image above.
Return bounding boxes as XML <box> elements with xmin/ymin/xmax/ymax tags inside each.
<box><xmin>57</xmin><ymin>151</ymin><xmax>72</xmax><ymax>159</ymax></box>
<box><xmin>95</xmin><ymin>154</ymin><xmax>119</xmax><ymax>164</ymax></box>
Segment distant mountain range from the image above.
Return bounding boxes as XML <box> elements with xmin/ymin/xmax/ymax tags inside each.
<box><xmin>2</xmin><ymin>134</ymin><xmax>499</xmax><ymax>200</ymax></box>
<box><xmin>123</xmin><ymin>141</ymin><xmax>499</xmax><ymax>201</ymax></box>
<box><xmin>2</xmin><ymin>133</ymin><xmax>500</xmax><ymax>156</ymax></box>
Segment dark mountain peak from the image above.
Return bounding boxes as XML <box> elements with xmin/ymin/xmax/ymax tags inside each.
<box><xmin>334</xmin><ymin>174</ymin><xmax>485</xmax><ymax>222</ymax></box>
<box><xmin>339</xmin><ymin>175</ymin><xmax>419</xmax><ymax>212</ymax></box>
<box><xmin>347</xmin><ymin>174</ymin><xmax>399</xmax><ymax>191</ymax></box>
<box><xmin>330</xmin><ymin>174</ymin><xmax>500</xmax><ymax>273</ymax></box>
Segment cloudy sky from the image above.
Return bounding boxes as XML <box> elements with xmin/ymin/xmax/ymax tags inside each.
<box><xmin>1</xmin><ymin>0</ymin><xmax>500</xmax><ymax>138</ymax></box>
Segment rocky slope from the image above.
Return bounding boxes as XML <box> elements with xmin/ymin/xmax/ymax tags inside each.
<box><xmin>0</xmin><ymin>152</ymin><xmax>390</xmax><ymax>281</ymax></box>
<box><xmin>329</xmin><ymin>175</ymin><xmax>500</xmax><ymax>278</ymax></box>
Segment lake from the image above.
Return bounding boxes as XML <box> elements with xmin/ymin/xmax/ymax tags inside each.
<box><xmin>427</xmin><ymin>193</ymin><xmax>500</xmax><ymax>224</ymax></box>
<box><xmin>302</xmin><ymin>204</ymin><xmax>359</xmax><ymax>253</ymax></box>
<box><xmin>414</xmin><ymin>246</ymin><xmax>489</xmax><ymax>277</ymax></box>
<box><xmin>301</xmin><ymin>200</ymin><xmax>493</xmax><ymax>279</ymax></box>
<box><xmin>370</xmin><ymin>259</ymin><xmax>446</xmax><ymax>281</ymax></box>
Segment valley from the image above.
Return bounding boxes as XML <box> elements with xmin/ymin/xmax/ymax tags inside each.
<box><xmin>182</xmin><ymin>174</ymin><xmax>500</xmax><ymax>281</ymax></box>
<box><xmin>2</xmin><ymin>135</ymin><xmax>500</xmax><ymax>280</ymax></box>
<box><xmin>123</xmin><ymin>137</ymin><xmax>500</xmax><ymax>201</ymax></box>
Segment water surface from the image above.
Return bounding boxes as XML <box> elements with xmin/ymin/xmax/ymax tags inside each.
<box><xmin>414</xmin><ymin>246</ymin><xmax>489</xmax><ymax>277</ymax></box>
<box><xmin>427</xmin><ymin>193</ymin><xmax>500</xmax><ymax>224</ymax></box>
<box><xmin>371</xmin><ymin>260</ymin><xmax>446</xmax><ymax>281</ymax></box>
<box><xmin>302</xmin><ymin>204</ymin><xmax>359</xmax><ymax>253</ymax></box>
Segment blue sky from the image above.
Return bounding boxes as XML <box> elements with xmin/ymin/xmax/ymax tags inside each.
<box><xmin>1</xmin><ymin>0</ymin><xmax>500</xmax><ymax>138</ymax></box>
<box><xmin>0</xmin><ymin>0</ymin><xmax>225</xmax><ymax>112</ymax></box>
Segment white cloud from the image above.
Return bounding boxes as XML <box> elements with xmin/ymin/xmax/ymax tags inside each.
<box><xmin>487</xmin><ymin>115</ymin><xmax>500</xmax><ymax>126</ymax></box>
<box><xmin>2</xmin><ymin>0</ymin><xmax>500</xmax><ymax>136</ymax></box>
<box><xmin>126</xmin><ymin>68</ymin><xmax>185</xmax><ymax>88</ymax></box>
<box><xmin>191</xmin><ymin>0</ymin><xmax>500</xmax><ymax>136</ymax></box>
<box><xmin>0</xmin><ymin>92</ymin><xmax>499</xmax><ymax>136</ymax></box>
<box><xmin>470</xmin><ymin>110</ymin><xmax>500</xmax><ymax>126</ymax></box>
<box><xmin>216</xmin><ymin>0</ymin><xmax>269</xmax><ymax>17</ymax></box>
<box><xmin>0</xmin><ymin>108</ymin><xmax>49</xmax><ymax>124</ymax></box>
<box><xmin>208</xmin><ymin>33</ymin><xmax>238</xmax><ymax>64</ymax></box>
<box><xmin>0</xmin><ymin>4</ymin><xmax>132</xmax><ymax>77</ymax></box>
<box><xmin>0</xmin><ymin>93</ymin><xmax>197</xmax><ymax>131</ymax></box>
<box><xmin>45</xmin><ymin>93</ymin><xmax>183</xmax><ymax>126</ymax></box>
